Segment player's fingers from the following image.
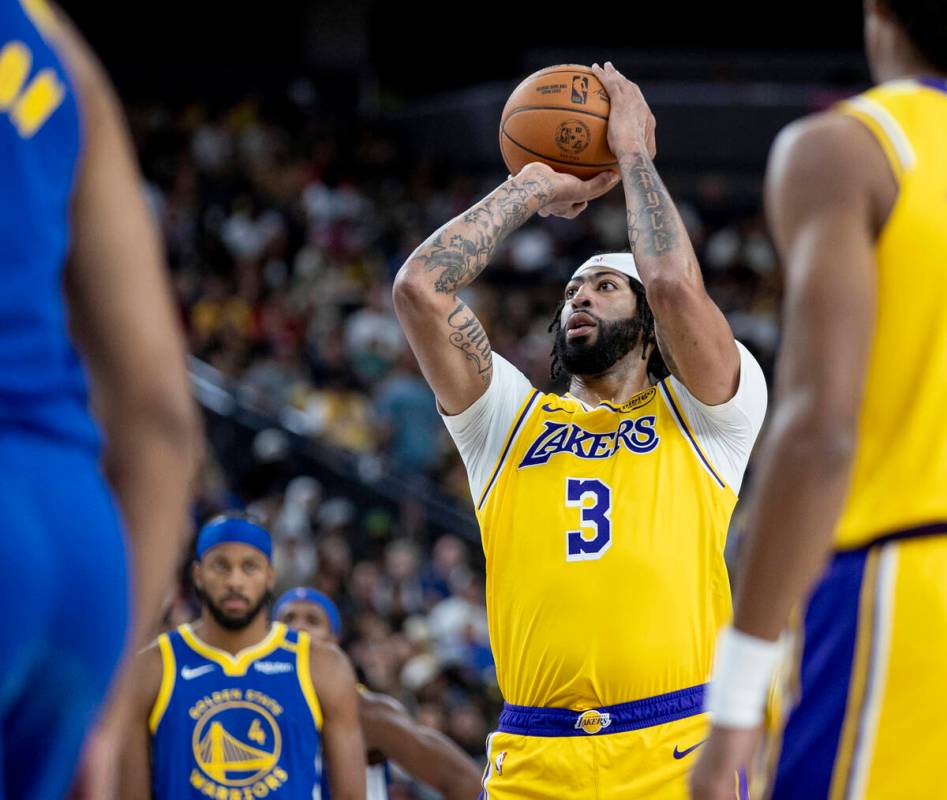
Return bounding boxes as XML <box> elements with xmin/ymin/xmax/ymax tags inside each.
<box><xmin>646</xmin><ymin>115</ymin><xmax>657</xmax><ymax>160</ymax></box>
<box><xmin>584</xmin><ymin>170</ymin><xmax>621</xmax><ymax>200</ymax></box>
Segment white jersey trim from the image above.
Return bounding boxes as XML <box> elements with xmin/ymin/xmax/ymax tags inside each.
<box><xmin>440</xmin><ymin>342</ymin><xmax>767</xmax><ymax>500</ymax></box>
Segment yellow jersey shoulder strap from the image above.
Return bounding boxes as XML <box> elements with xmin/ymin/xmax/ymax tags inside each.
<box><xmin>294</xmin><ymin>630</ymin><xmax>324</xmax><ymax>730</ymax></box>
<box><xmin>836</xmin><ymin>81</ymin><xmax>920</xmax><ymax>181</ymax></box>
<box><xmin>148</xmin><ymin>632</ymin><xmax>176</xmax><ymax>734</ymax></box>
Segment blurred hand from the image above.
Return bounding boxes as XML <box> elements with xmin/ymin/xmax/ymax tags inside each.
<box><xmin>690</xmin><ymin>724</ymin><xmax>762</xmax><ymax>800</ymax></box>
<box><xmin>591</xmin><ymin>62</ymin><xmax>657</xmax><ymax>160</ymax></box>
<box><xmin>515</xmin><ymin>162</ymin><xmax>620</xmax><ymax>220</ymax></box>
<box><xmin>68</xmin><ymin>722</ymin><xmax>121</xmax><ymax>800</ymax></box>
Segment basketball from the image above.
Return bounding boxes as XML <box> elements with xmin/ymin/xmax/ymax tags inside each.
<box><xmin>499</xmin><ymin>64</ymin><xmax>617</xmax><ymax>179</ymax></box>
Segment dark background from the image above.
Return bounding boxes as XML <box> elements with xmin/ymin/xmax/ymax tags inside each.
<box><xmin>63</xmin><ymin>1</ymin><xmax>868</xmax><ymax>104</ymax></box>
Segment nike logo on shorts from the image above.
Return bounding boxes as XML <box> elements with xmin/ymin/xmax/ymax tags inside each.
<box><xmin>181</xmin><ymin>664</ymin><xmax>216</xmax><ymax>680</ymax></box>
<box><xmin>672</xmin><ymin>740</ymin><xmax>706</xmax><ymax>759</ymax></box>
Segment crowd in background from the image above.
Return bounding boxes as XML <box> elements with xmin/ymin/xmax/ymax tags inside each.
<box><xmin>136</xmin><ymin>85</ymin><xmax>780</xmax><ymax>795</ymax></box>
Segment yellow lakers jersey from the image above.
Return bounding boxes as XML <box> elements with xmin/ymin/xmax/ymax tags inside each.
<box><xmin>476</xmin><ymin>381</ymin><xmax>737</xmax><ymax>709</ymax></box>
<box><xmin>834</xmin><ymin>80</ymin><xmax>947</xmax><ymax>549</ymax></box>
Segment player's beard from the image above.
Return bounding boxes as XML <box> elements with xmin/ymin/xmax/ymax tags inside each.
<box><xmin>555</xmin><ymin>314</ymin><xmax>644</xmax><ymax>378</ymax></box>
<box><xmin>200</xmin><ymin>588</ymin><xmax>274</xmax><ymax>631</ymax></box>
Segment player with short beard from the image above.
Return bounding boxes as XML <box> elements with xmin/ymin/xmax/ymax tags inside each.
<box><xmin>120</xmin><ymin>514</ymin><xmax>366</xmax><ymax>800</ymax></box>
<box><xmin>393</xmin><ymin>62</ymin><xmax>768</xmax><ymax>799</ymax></box>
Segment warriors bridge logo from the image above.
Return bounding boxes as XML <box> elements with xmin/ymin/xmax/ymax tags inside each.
<box><xmin>189</xmin><ymin>690</ymin><xmax>288</xmax><ymax>798</ymax></box>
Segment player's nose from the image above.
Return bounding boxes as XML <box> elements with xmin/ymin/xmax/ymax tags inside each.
<box><xmin>570</xmin><ymin>284</ymin><xmax>594</xmax><ymax>307</ymax></box>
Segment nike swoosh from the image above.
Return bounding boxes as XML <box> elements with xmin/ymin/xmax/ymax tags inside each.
<box><xmin>672</xmin><ymin>740</ymin><xmax>707</xmax><ymax>760</ymax></box>
<box><xmin>181</xmin><ymin>664</ymin><xmax>216</xmax><ymax>680</ymax></box>
<box><xmin>542</xmin><ymin>403</ymin><xmax>574</xmax><ymax>414</ymax></box>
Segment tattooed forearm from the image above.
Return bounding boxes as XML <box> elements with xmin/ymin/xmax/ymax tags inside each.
<box><xmin>409</xmin><ymin>172</ymin><xmax>553</xmax><ymax>295</ymax></box>
<box><xmin>619</xmin><ymin>152</ymin><xmax>679</xmax><ymax>258</ymax></box>
<box><xmin>446</xmin><ymin>300</ymin><xmax>493</xmax><ymax>386</ymax></box>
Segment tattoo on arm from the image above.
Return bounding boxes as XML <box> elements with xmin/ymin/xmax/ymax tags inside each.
<box><xmin>620</xmin><ymin>152</ymin><xmax>680</xmax><ymax>258</ymax></box>
<box><xmin>410</xmin><ymin>173</ymin><xmax>553</xmax><ymax>295</ymax></box>
<box><xmin>446</xmin><ymin>301</ymin><xmax>493</xmax><ymax>386</ymax></box>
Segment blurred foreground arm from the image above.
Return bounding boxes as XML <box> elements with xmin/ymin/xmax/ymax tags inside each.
<box><xmin>691</xmin><ymin>112</ymin><xmax>888</xmax><ymax>800</ymax></box>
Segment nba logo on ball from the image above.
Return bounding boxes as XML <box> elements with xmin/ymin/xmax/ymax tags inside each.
<box><xmin>575</xmin><ymin>710</ymin><xmax>612</xmax><ymax>735</ymax></box>
<box><xmin>571</xmin><ymin>75</ymin><xmax>589</xmax><ymax>104</ymax></box>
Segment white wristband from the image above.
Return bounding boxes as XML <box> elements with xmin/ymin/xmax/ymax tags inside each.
<box><xmin>706</xmin><ymin>626</ymin><xmax>783</xmax><ymax>729</ymax></box>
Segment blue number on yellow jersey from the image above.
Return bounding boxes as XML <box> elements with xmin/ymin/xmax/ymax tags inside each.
<box><xmin>150</xmin><ymin>623</ymin><xmax>325</xmax><ymax>800</ymax></box>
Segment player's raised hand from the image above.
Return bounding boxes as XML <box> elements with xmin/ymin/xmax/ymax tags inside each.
<box><xmin>591</xmin><ymin>62</ymin><xmax>657</xmax><ymax>160</ymax></box>
<box><xmin>515</xmin><ymin>162</ymin><xmax>620</xmax><ymax>220</ymax></box>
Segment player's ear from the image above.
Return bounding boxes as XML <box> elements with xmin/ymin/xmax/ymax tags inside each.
<box><xmin>191</xmin><ymin>560</ymin><xmax>202</xmax><ymax>590</ymax></box>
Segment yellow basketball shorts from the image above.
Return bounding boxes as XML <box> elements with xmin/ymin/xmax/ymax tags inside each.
<box><xmin>478</xmin><ymin>685</ymin><xmax>750</xmax><ymax>799</ymax></box>
<box><xmin>760</xmin><ymin>527</ymin><xmax>947</xmax><ymax>799</ymax></box>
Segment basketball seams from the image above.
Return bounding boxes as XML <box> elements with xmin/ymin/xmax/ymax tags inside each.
<box><xmin>502</xmin><ymin>105</ymin><xmax>610</xmax><ymax>123</ymax></box>
<box><xmin>499</xmin><ymin>129</ymin><xmax>617</xmax><ymax>170</ymax></box>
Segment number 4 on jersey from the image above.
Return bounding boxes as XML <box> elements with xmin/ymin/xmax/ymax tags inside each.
<box><xmin>565</xmin><ymin>478</ymin><xmax>612</xmax><ymax>562</ymax></box>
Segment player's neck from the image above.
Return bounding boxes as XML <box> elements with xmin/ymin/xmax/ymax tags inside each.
<box><xmin>568</xmin><ymin>355</ymin><xmax>651</xmax><ymax>407</ymax></box>
<box><xmin>875</xmin><ymin>50</ymin><xmax>945</xmax><ymax>84</ymax></box>
<box><xmin>194</xmin><ymin>611</ymin><xmax>274</xmax><ymax>655</ymax></box>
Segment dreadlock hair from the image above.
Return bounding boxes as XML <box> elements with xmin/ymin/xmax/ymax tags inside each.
<box><xmin>548</xmin><ymin>275</ymin><xmax>669</xmax><ymax>385</ymax></box>
<box><xmin>886</xmin><ymin>0</ymin><xmax>947</xmax><ymax>72</ymax></box>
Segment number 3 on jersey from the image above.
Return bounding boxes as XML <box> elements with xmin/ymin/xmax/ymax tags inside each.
<box><xmin>565</xmin><ymin>478</ymin><xmax>612</xmax><ymax>562</ymax></box>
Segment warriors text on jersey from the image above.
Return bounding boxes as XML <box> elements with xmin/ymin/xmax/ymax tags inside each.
<box><xmin>150</xmin><ymin>623</ymin><xmax>325</xmax><ymax>800</ymax></box>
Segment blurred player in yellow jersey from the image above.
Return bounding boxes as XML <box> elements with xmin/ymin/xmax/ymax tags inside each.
<box><xmin>393</xmin><ymin>63</ymin><xmax>767</xmax><ymax>798</ymax></box>
<box><xmin>693</xmin><ymin>2</ymin><xmax>947</xmax><ymax>799</ymax></box>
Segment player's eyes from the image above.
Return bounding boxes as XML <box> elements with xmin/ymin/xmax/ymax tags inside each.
<box><xmin>599</xmin><ymin>281</ymin><xmax>615</xmax><ymax>291</ymax></box>
<box><xmin>565</xmin><ymin>287</ymin><xmax>577</xmax><ymax>298</ymax></box>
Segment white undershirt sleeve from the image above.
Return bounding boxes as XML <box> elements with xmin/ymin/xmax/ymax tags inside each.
<box><xmin>439</xmin><ymin>353</ymin><xmax>535</xmax><ymax>502</ymax></box>
<box><xmin>667</xmin><ymin>341</ymin><xmax>768</xmax><ymax>494</ymax></box>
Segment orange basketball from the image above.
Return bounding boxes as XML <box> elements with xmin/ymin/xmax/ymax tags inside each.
<box><xmin>499</xmin><ymin>64</ymin><xmax>616</xmax><ymax>179</ymax></box>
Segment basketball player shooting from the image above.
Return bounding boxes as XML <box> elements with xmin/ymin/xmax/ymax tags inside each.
<box><xmin>392</xmin><ymin>62</ymin><xmax>766</xmax><ymax>799</ymax></box>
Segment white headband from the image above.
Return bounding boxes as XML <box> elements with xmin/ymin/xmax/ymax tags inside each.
<box><xmin>570</xmin><ymin>253</ymin><xmax>641</xmax><ymax>285</ymax></box>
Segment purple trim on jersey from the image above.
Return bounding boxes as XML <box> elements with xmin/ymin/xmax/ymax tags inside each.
<box><xmin>918</xmin><ymin>76</ymin><xmax>947</xmax><ymax>95</ymax></box>
<box><xmin>497</xmin><ymin>684</ymin><xmax>706</xmax><ymax>737</ymax></box>
<box><xmin>476</xmin><ymin>390</ymin><xmax>540</xmax><ymax>511</ymax></box>
<box><xmin>658</xmin><ymin>380</ymin><xmax>727</xmax><ymax>489</ymax></box>
<box><xmin>769</xmin><ymin>549</ymin><xmax>868</xmax><ymax>799</ymax></box>
<box><xmin>835</xmin><ymin>521</ymin><xmax>947</xmax><ymax>553</ymax></box>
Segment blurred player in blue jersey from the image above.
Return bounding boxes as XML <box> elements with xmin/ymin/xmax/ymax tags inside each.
<box><xmin>275</xmin><ymin>587</ymin><xmax>484</xmax><ymax>800</ymax></box>
<box><xmin>122</xmin><ymin>515</ymin><xmax>366</xmax><ymax>799</ymax></box>
<box><xmin>0</xmin><ymin>1</ymin><xmax>199</xmax><ymax>798</ymax></box>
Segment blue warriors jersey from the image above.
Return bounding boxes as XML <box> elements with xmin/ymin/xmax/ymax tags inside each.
<box><xmin>0</xmin><ymin>0</ymin><xmax>99</xmax><ymax>451</ymax></box>
<box><xmin>150</xmin><ymin>623</ymin><xmax>325</xmax><ymax>800</ymax></box>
